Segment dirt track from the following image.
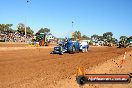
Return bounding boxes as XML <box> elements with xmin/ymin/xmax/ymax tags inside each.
<box><xmin>0</xmin><ymin>42</ymin><xmax>28</xmax><ymax>47</ymax></box>
<box><xmin>0</xmin><ymin>44</ymin><xmax>132</xmax><ymax>88</ymax></box>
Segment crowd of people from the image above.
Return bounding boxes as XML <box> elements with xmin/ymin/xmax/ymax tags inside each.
<box><xmin>0</xmin><ymin>31</ymin><xmax>32</xmax><ymax>43</ymax></box>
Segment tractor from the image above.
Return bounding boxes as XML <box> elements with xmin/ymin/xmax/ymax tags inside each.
<box><xmin>32</xmin><ymin>33</ymin><xmax>49</xmax><ymax>46</ymax></box>
<box><xmin>50</xmin><ymin>38</ymin><xmax>89</xmax><ymax>55</ymax></box>
<box><xmin>50</xmin><ymin>38</ymin><xmax>80</xmax><ymax>55</ymax></box>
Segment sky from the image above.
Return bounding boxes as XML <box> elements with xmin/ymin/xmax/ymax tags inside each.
<box><xmin>0</xmin><ymin>0</ymin><xmax>132</xmax><ymax>39</ymax></box>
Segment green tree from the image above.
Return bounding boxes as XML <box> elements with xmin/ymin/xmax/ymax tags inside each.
<box><xmin>119</xmin><ymin>36</ymin><xmax>128</xmax><ymax>46</ymax></box>
<box><xmin>129</xmin><ymin>36</ymin><xmax>132</xmax><ymax>39</ymax></box>
<box><xmin>8</xmin><ymin>28</ymin><xmax>16</xmax><ymax>33</ymax></box>
<box><xmin>26</xmin><ymin>27</ymin><xmax>34</xmax><ymax>35</ymax></box>
<box><xmin>0</xmin><ymin>24</ymin><xmax>6</xmax><ymax>32</ymax></box>
<box><xmin>37</xmin><ymin>28</ymin><xmax>50</xmax><ymax>34</ymax></box>
<box><xmin>81</xmin><ymin>35</ymin><xmax>90</xmax><ymax>40</ymax></box>
<box><xmin>103</xmin><ymin>32</ymin><xmax>113</xmax><ymax>42</ymax></box>
<box><xmin>17</xmin><ymin>23</ymin><xmax>25</xmax><ymax>34</ymax></box>
<box><xmin>120</xmin><ymin>36</ymin><xmax>127</xmax><ymax>41</ymax></box>
<box><xmin>91</xmin><ymin>34</ymin><xmax>98</xmax><ymax>42</ymax></box>
<box><xmin>73</xmin><ymin>31</ymin><xmax>81</xmax><ymax>40</ymax></box>
<box><xmin>98</xmin><ymin>36</ymin><xmax>104</xmax><ymax>41</ymax></box>
<box><xmin>112</xmin><ymin>38</ymin><xmax>118</xmax><ymax>44</ymax></box>
<box><xmin>17</xmin><ymin>23</ymin><xmax>34</xmax><ymax>35</ymax></box>
<box><xmin>0</xmin><ymin>24</ymin><xmax>13</xmax><ymax>32</ymax></box>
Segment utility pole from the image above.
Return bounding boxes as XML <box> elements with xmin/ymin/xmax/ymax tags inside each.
<box><xmin>25</xmin><ymin>24</ymin><xmax>26</xmax><ymax>41</ymax></box>
<box><xmin>72</xmin><ymin>21</ymin><xmax>76</xmax><ymax>40</ymax></box>
<box><xmin>72</xmin><ymin>21</ymin><xmax>74</xmax><ymax>29</ymax></box>
<box><xmin>25</xmin><ymin>0</ymin><xmax>30</xmax><ymax>42</ymax></box>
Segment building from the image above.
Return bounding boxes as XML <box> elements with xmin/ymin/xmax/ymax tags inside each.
<box><xmin>47</xmin><ymin>34</ymin><xmax>56</xmax><ymax>44</ymax></box>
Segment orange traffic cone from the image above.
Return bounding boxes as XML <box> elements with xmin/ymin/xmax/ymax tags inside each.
<box><xmin>121</xmin><ymin>59</ymin><xmax>125</xmax><ymax>64</ymax></box>
<box><xmin>121</xmin><ymin>52</ymin><xmax>126</xmax><ymax>65</ymax></box>
<box><xmin>77</xmin><ymin>66</ymin><xmax>85</xmax><ymax>76</ymax></box>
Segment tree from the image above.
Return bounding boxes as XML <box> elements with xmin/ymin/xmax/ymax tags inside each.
<box><xmin>72</xmin><ymin>31</ymin><xmax>81</xmax><ymax>40</ymax></box>
<box><xmin>0</xmin><ymin>24</ymin><xmax>6</xmax><ymax>32</ymax></box>
<box><xmin>26</xmin><ymin>27</ymin><xmax>34</xmax><ymax>35</ymax></box>
<box><xmin>120</xmin><ymin>36</ymin><xmax>127</xmax><ymax>41</ymax></box>
<box><xmin>103</xmin><ymin>32</ymin><xmax>113</xmax><ymax>42</ymax></box>
<box><xmin>112</xmin><ymin>38</ymin><xmax>118</xmax><ymax>44</ymax></box>
<box><xmin>81</xmin><ymin>35</ymin><xmax>90</xmax><ymax>40</ymax></box>
<box><xmin>128</xmin><ymin>36</ymin><xmax>132</xmax><ymax>39</ymax></box>
<box><xmin>7</xmin><ymin>28</ymin><xmax>16</xmax><ymax>33</ymax></box>
<box><xmin>37</xmin><ymin>28</ymin><xmax>50</xmax><ymax>34</ymax></box>
<box><xmin>0</xmin><ymin>24</ymin><xmax>13</xmax><ymax>33</ymax></box>
<box><xmin>17</xmin><ymin>23</ymin><xmax>34</xmax><ymax>35</ymax></box>
<box><xmin>91</xmin><ymin>34</ymin><xmax>98</xmax><ymax>42</ymax></box>
<box><xmin>17</xmin><ymin>23</ymin><xmax>25</xmax><ymax>35</ymax></box>
<box><xmin>119</xmin><ymin>36</ymin><xmax>128</xmax><ymax>46</ymax></box>
<box><xmin>98</xmin><ymin>36</ymin><xmax>104</xmax><ymax>41</ymax></box>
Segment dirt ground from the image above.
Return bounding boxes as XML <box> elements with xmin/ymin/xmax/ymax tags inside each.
<box><xmin>0</xmin><ymin>42</ymin><xmax>28</xmax><ymax>47</ymax></box>
<box><xmin>50</xmin><ymin>48</ymin><xmax>132</xmax><ymax>88</ymax></box>
<box><xmin>0</xmin><ymin>43</ymin><xmax>132</xmax><ymax>88</ymax></box>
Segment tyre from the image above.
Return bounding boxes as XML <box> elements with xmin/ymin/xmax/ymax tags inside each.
<box><xmin>69</xmin><ymin>45</ymin><xmax>76</xmax><ymax>54</ymax></box>
<box><xmin>76</xmin><ymin>75</ymin><xmax>87</xmax><ymax>85</ymax></box>
<box><xmin>59</xmin><ymin>52</ymin><xmax>64</xmax><ymax>55</ymax></box>
<box><xmin>59</xmin><ymin>47</ymin><xmax>64</xmax><ymax>55</ymax></box>
<box><xmin>82</xmin><ymin>48</ymin><xmax>85</xmax><ymax>53</ymax></box>
<box><xmin>45</xmin><ymin>42</ymin><xmax>48</xmax><ymax>46</ymax></box>
<box><xmin>50</xmin><ymin>52</ymin><xmax>53</xmax><ymax>54</ymax></box>
<box><xmin>85</xmin><ymin>48</ymin><xmax>88</xmax><ymax>52</ymax></box>
<box><xmin>39</xmin><ymin>41</ymin><xmax>42</xmax><ymax>46</ymax></box>
<box><xmin>76</xmin><ymin>48</ymin><xmax>80</xmax><ymax>53</ymax></box>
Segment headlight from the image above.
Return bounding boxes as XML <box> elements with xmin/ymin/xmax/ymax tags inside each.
<box><xmin>54</xmin><ymin>47</ymin><xmax>59</xmax><ymax>50</ymax></box>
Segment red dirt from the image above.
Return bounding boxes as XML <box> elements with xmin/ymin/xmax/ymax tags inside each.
<box><xmin>0</xmin><ymin>44</ymin><xmax>132</xmax><ymax>88</ymax></box>
<box><xmin>0</xmin><ymin>42</ymin><xmax>28</xmax><ymax>47</ymax></box>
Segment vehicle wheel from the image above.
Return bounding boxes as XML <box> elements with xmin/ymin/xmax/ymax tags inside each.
<box><xmin>76</xmin><ymin>48</ymin><xmax>80</xmax><ymax>53</ymax></box>
<box><xmin>45</xmin><ymin>42</ymin><xmax>48</xmax><ymax>46</ymax></box>
<box><xmin>39</xmin><ymin>40</ymin><xmax>42</xmax><ymax>46</ymax></box>
<box><xmin>59</xmin><ymin>52</ymin><xmax>64</xmax><ymax>55</ymax></box>
<box><xmin>76</xmin><ymin>75</ymin><xmax>86</xmax><ymax>85</ymax></box>
<box><xmin>50</xmin><ymin>52</ymin><xmax>53</xmax><ymax>54</ymax></box>
<box><xmin>69</xmin><ymin>45</ymin><xmax>75</xmax><ymax>54</ymax></box>
<box><xmin>85</xmin><ymin>48</ymin><xmax>88</xmax><ymax>52</ymax></box>
<box><xmin>82</xmin><ymin>48</ymin><xmax>85</xmax><ymax>53</ymax></box>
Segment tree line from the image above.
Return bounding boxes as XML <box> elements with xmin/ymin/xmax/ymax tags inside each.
<box><xmin>0</xmin><ymin>24</ymin><xmax>131</xmax><ymax>43</ymax></box>
<box><xmin>73</xmin><ymin>31</ymin><xmax>132</xmax><ymax>44</ymax></box>
<box><xmin>0</xmin><ymin>23</ymin><xmax>51</xmax><ymax>36</ymax></box>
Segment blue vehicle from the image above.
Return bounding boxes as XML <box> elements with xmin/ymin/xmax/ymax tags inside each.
<box><xmin>51</xmin><ymin>39</ymin><xmax>80</xmax><ymax>55</ymax></box>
